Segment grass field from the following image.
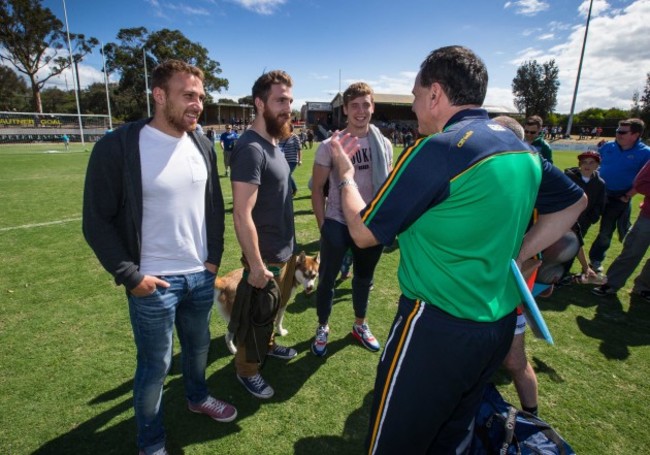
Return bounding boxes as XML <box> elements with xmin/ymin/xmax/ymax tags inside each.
<box><xmin>0</xmin><ymin>140</ymin><xmax>649</xmax><ymax>454</ymax></box>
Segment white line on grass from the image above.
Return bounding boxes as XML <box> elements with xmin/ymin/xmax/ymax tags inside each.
<box><xmin>0</xmin><ymin>217</ymin><xmax>81</xmax><ymax>232</ymax></box>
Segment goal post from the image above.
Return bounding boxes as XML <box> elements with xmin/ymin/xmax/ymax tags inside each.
<box><xmin>0</xmin><ymin>111</ymin><xmax>113</xmax><ymax>151</ymax></box>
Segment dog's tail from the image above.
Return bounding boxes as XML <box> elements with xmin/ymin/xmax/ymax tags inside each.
<box><xmin>214</xmin><ymin>276</ymin><xmax>228</xmax><ymax>291</ymax></box>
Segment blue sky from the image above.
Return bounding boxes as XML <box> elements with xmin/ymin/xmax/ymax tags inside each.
<box><xmin>34</xmin><ymin>0</ymin><xmax>650</xmax><ymax>114</ymax></box>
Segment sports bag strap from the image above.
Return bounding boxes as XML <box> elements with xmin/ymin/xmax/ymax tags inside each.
<box><xmin>499</xmin><ymin>406</ymin><xmax>518</xmax><ymax>455</ymax></box>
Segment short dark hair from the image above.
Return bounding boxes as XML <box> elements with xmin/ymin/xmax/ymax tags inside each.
<box><xmin>151</xmin><ymin>60</ymin><xmax>204</xmax><ymax>92</ymax></box>
<box><xmin>526</xmin><ymin>115</ymin><xmax>543</xmax><ymax>129</ymax></box>
<box><xmin>252</xmin><ymin>70</ymin><xmax>293</xmax><ymax>114</ymax></box>
<box><xmin>619</xmin><ymin>118</ymin><xmax>645</xmax><ymax>135</ymax></box>
<box><xmin>418</xmin><ymin>46</ymin><xmax>487</xmax><ymax>106</ymax></box>
<box><xmin>343</xmin><ymin>82</ymin><xmax>374</xmax><ymax>106</ymax></box>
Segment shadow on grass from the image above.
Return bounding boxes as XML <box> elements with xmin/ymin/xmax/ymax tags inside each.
<box><xmin>493</xmin><ymin>353</ymin><xmax>566</xmax><ymax>388</ymax></box>
<box><xmin>576</xmin><ymin>294</ymin><xmax>650</xmax><ymax>360</ymax></box>
<box><xmin>536</xmin><ymin>283</ymin><xmax>600</xmax><ymax>311</ymax></box>
<box><xmin>33</xmin><ymin>333</ymin><xmax>369</xmax><ymax>454</ymax></box>
<box><xmin>293</xmin><ymin>391</ymin><xmax>372</xmax><ymax>454</ymax></box>
<box><xmin>33</xmin><ymin>336</ymin><xmax>241</xmax><ymax>454</ymax></box>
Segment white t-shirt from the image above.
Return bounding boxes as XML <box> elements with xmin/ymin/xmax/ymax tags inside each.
<box><xmin>139</xmin><ymin>125</ymin><xmax>208</xmax><ymax>276</ymax></box>
<box><xmin>314</xmin><ymin>135</ymin><xmax>374</xmax><ymax>224</ymax></box>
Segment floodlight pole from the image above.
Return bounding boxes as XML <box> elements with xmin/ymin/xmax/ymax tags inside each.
<box><xmin>566</xmin><ymin>0</ymin><xmax>593</xmax><ymax>139</ymax></box>
<box><xmin>100</xmin><ymin>42</ymin><xmax>113</xmax><ymax>130</ymax></box>
<box><xmin>62</xmin><ymin>0</ymin><xmax>84</xmax><ymax>145</ymax></box>
<box><xmin>143</xmin><ymin>48</ymin><xmax>151</xmax><ymax>118</ymax></box>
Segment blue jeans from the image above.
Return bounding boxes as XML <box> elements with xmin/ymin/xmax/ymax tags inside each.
<box><xmin>127</xmin><ymin>269</ymin><xmax>215</xmax><ymax>453</ymax></box>
<box><xmin>316</xmin><ymin>219</ymin><xmax>384</xmax><ymax>324</ymax></box>
<box><xmin>288</xmin><ymin>161</ymin><xmax>298</xmax><ymax>194</ymax></box>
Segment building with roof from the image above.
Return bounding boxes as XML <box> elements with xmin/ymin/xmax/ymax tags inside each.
<box><xmin>301</xmin><ymin>93</ymin><xmax>518</xmax><ymax>137</ymax></box>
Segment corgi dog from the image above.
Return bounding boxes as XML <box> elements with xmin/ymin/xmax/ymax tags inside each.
<box><xmin>214</xmin><ymin>251</ymin><xmax>319</xmax><ymax>354</ymax></box>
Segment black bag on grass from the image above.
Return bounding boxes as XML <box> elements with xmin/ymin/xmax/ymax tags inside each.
<box><xmin>469</xmin><ymin>383</ymin><xmax>575</xmax><ymax>455</ymax></box>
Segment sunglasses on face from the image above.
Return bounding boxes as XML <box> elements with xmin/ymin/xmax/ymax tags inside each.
<box><xmin>524</xmin><ymin>130</ymin><xmax>538</xmax><ymax>135</ymax></box>
<box><xmin>616</xmin><ymin>129</ymin><xmax>631</xmax><ymax>135</ymax></box>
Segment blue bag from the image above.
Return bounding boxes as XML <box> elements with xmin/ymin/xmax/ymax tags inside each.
<box><xmin>470</xmin><ymin>383</ymin><xmax>575</xmax><ymax>455</ymax></box>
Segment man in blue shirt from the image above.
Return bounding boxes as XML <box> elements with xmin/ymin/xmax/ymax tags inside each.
<box><xmin>589</xmin><ymin>118</ymin><xmax>650</xmax><ymax>272</ymax></box>
<box><xmin>220</xmin><ymin>125</ymin><xmax>239</xmax><ymax>176</ymax></box>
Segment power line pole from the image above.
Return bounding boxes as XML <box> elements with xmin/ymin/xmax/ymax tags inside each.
<box><xmin>143</xmin><ymin>48</ymin><xmax>151</xmax><ymax>118</ymax></box>
<box><xmin>566</xmin><ymin>0</ymin><xmax>594</xmax><ymax>139</ymax></box>
<box><xmin>100</xmin><ymin>42</ymin><xmax>113</xmax><ymax>130</ymax></box>
<box><xmin>62</xmin><ymin>0</ymin><xmax>84</xmax><ymax>145</ymax></box>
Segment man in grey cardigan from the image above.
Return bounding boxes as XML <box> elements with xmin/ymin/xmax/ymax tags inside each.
<box><xmin>310</xmin><ymin>82</ymin><xmax>393</xmax><ymax>357</ymax></box>
<box><xmin>83</xmin><ymin>60</ymin><xmax>236</xmax><ymax>455</ymax></box>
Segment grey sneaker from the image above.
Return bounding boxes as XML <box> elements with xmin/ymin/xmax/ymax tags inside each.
<box><xmin>590</xmin><ymin>261</ymin><xmax>603</xmax><ymax>273</ymax></box>
<box><xmin>267</xmin><ymin>344</ymin><xmax>297</xmax><ymax>360</ymax></box>
<box><xmin>237</xmin><ymin>373</ymin><xmax>274</xmax><ymax>399</ymax></box>
<box><xmin>311</xmin><ymin>324</ymin><xmax>330</xmax><ymax>357</ymax></box>
<box><xmin>592</xmin><ymin>284</ymin><xmax>617</xmax><ymax>296</ymax></box>
<box><xmin>351</xmin><ymin>323</ymin><xmax>380</xmax><ymax>352</ymax></box>
<box><xmin>139</xmin><ymin>448</ymin><xmax>169</xmax><ymax>455</ymax></box>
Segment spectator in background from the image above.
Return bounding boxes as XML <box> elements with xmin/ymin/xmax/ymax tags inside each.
<box><xmin>593</xmin><ymin>160</ymin><xmax>650</xmax><ymax>297</ymax></box>
<box><xmin>524</xmin><ymin>115</ymin><xmax>553</xmax><ymax>163</ymax></box>
<box><xmin>559</xmin><ymin>150</ymin><xmax>606</xmax><ymax>283</ymax></box>
<box><xmin>300</xmin><ymin>129</ymin><xmax>308</xmax><ymax>149</ymax></box>
<box><xmin>220</xmin><ymin>125</ymin><xmax>239</xmax><ymax>177</ymax></box>
<box><xmin>589</xmin><ymin>118</ymin><xmax>650</xmax><ymax>272</ymax></box>
<box><xmin>206</xmin><ymin>127</ymin><xmax>216</xmax><ymax>150</ymax></box>
<box><xmin>279</xmin><ymin>124</ymin><xmax>302</xmax><ymax>196</ymax></box>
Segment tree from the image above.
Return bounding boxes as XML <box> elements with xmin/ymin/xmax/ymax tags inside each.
<box><xmin>511</xmin><ymin>59</ymin><xmax>560</xmax><ymax>120</ymax></box>
<box><xmin>0</xmin><ymin>65</ymin><xmax>29</xmax><ymax>110</ymax></box>
<box><xmin>218</xmin><ymin>98</ymin><xmax>237</xmax><ymax>104</ymax></box>
<box><xmin>238</xmin><ymin>95</ymin><xmax>253</xmax><ymax>105</ymax></box>
<box><xmin>40</xmin><ymin>87</ymin><xmax>75</xmax><ymax>113</ymax></box>
<box><xmin>104</xmin><ymin>27</ymin><xmax>228</xmax><ymax>121</ymax></box>
<box><xmin>637</xmin><ymin>72</ymin><xmax>650</xmax><ymax>137</ymax></box>
<box><xmin>80</xmin><ymin>82</ymin><xmax>116</xmax><ymax>116</ymax></box>
<box><xmin>0</xmin><ymin>0</ymin><xmax>98</xmax><ymax>112</ymax></box>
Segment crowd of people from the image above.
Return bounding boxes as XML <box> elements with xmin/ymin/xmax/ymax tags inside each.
<box><xmin>82</xmin><ymin>47</ymin><xmax>649</xmax><ymax>454</ymax></box>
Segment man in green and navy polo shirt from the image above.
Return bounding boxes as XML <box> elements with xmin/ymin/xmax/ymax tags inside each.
<box><xmin>329</xmin><ymin>46</ymin><xmax>586</xmax><ymax>454</ymax></box>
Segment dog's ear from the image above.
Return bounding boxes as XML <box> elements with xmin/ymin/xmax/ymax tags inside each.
<box><xmin>298</xmin><ymin>250</ymin><xmax>306</xmax><ymax>264</ymax></box>
<box><xmin>315</xmin><ymin>252</ymin><xmax>320</xmax><ymax>264</ymax></box>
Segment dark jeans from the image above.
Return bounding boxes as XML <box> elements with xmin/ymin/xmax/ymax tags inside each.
<box><xmin>316</xmin><ymin>219</ymin><xmax>384</xmax><ymax>324</ymax></box>
<box><xmin>589</xmin><ymin>196</ymin><xmax>630</xmax><ymax>264</ymax></box>
<box><xmin>606</xmin><ymin>215</ymin><xmax>650</xmax><ymax>289</ymax></box>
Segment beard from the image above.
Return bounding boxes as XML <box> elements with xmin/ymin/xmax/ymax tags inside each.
<box><xmin>263</xmin><ymin>109</ymin><xmax>291</xmax><ymax>139</ymax></box>
<box><xmin>164</xmin><ymin>98</ymin><xmax>198</xmax><ymax>133</ymax></box>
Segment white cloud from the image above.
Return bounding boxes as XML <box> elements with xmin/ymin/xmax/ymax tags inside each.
<box><xmin>509</xmin><ymin>0</ymin><xmax>650</xmax><ymax>112</ymax></box>
<box><xmin>504</xmin><ymin>0</ymin><xmax>550</xmax><ymax>16</ymax></box>
<box><xmin>484</xmin><ymin>86</ymin><xmax>517</xmax><ymax>111</ymax></box>
<box><xmin>538</xmin><ymin>33</ymin><xmax>555</xmax><ymax>40</ymax></box>
<box><xmin>229</xmin><ymin>0</ymin><xmax>287</xmax><ymax>15</ymax></box>
<box><xmin>578</xmin><ymin>0</ymin><xmax>610</xmax><ymax>17</ymax></box>
<box><xmin>309</xmin><ymin>73</ymin><xmax>330</xmax><ymax>81</ymax></box>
